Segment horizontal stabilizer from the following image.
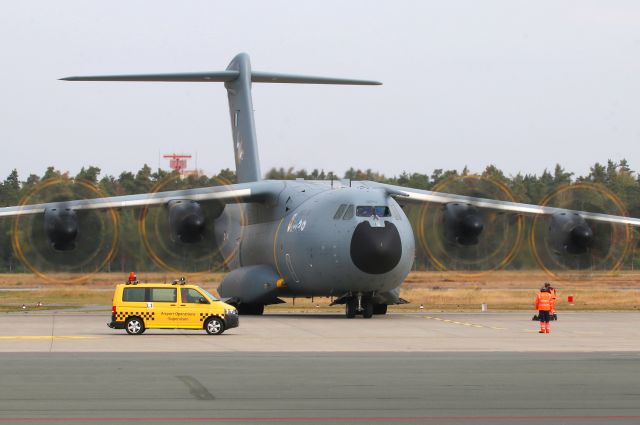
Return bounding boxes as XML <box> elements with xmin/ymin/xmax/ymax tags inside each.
<box><xmin>61</xmin><ymin>71</ymin><xmax>381</xmax><ymax>85</ymax></box>
<box><xmin>61</xmin><ymin>52</ymin><xmax>382</xmax><ymax>183</ymax></box>
<box><xmin>250</xmin><ymin>72</ymin><xmax>381</xmax><ymax>85</ymax></box>
<box><xmin>60</xmin><ymin>71</ymin><xmax>240</xmax><ymax>82</ymax></box>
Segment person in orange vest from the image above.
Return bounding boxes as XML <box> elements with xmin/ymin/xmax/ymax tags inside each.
<box><xmin>534</xmin><ymin>287</ymin><xmax>554</xmax><ymax>333</ymax></box>
<box><xmin>544</xmin><ymin>282</ymin><xmax>557</xmax><ymax>320</ymax></box>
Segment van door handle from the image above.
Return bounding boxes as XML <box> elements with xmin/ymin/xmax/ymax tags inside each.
<box><xmin>179</xmin><ymin>304</ymin><xmax>186</xmax><ymax>307</ymax></box>
<box><xmin>170</xmin><ymin>304</ymin><xmax>176</xmax><ymax>306</ymax></box>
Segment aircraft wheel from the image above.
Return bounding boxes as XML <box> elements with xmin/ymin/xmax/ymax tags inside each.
<box><xmin>345</xmin><ymin>299</ymin><xmax>357</xmax><ymax>318</ymax></box>
<box><xmin>373</xmin><ymin>304</ymin><xmax>388</xmax><ymax>315</ymax></box>
<box><xmin>125</xmin><ymin>317</ymin><xmax>145</xmax><ymax>335</ymax></box>
<box><xmin>362</xmin><ymin>299</ymin><xmax>374</xmax><ymax>319</ymax></box>
<box><xmin>238</xmin><ymin>304</ymin><xmax>265</xmax><ymax>315</ymax></box>
<box><xmin>205</xmin><ymin>317</ymin><xmax>225</xmax><ymax>335</ymax></box>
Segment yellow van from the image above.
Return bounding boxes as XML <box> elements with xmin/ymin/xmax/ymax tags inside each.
<box><xmin>108</xmin><ymin>281</ymin><xmax>238</xmax><ymax>335</ymax></box>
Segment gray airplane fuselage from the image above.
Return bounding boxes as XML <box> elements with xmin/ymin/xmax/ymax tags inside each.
<box><xmin>216</xmin><ymin>180</ymin><xmax>415</xmax><ymax>301</ymax></box>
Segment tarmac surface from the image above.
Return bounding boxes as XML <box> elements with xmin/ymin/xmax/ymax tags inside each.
<box><xmin>0</xmin><ymin>311</ymin><xmax>639</xmax><ymax>352</ymax></box>
<box><xmin>1</xmin><ymin>312</ymin><xmax>639</xmax><ymax>424</ymax></box>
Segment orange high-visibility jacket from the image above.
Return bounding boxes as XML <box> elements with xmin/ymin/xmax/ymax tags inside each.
<box><xmin>534</xmin><ymin>292</ymin><xmax>554</xmax><ymax>311</ymax></box>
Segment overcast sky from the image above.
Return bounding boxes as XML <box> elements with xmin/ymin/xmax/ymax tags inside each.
<box><xmin>1</xmin><ymin>1</ymin><xmax>639</xmax><ymax>181</ymax></box>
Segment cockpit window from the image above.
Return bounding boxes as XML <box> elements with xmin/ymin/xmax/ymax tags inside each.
<box><xmin>356</xmin><ymin>206</ymin><xmax>391</xmax><ymax>217</ymax></box>
<box><xmin>342</xmin><ymin>204</ymin><xmax>355</xmax><ymax>219</ymax></box>
<box><xmin>374</xmin><ymin>206</ymin><xmax>391</xmax><ymax>217</ymax></box>
<box><xmin>334</xmin><ymin>204</ymin><xmax>347</xmax><ymax>220</ymax></box>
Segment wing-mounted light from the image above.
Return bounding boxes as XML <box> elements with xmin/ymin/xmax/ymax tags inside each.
<box><xmin>530</xmin><ymin>183</ymin><xmax>632</xmax><ymax>278</ymax></box>
<box><xmin>415</xmin><ymin>175</ymin><xmax>524</xmax><ymax>276</ymax></box>
<box><xmin>138</xmin><ymin>173</ymin><xmax>246</xmax><ymax>276</ymax></box>
<box><xmin>12</xmin><ymin>178</ymin><xmax>119</xmax><ymax>284</ymax></box>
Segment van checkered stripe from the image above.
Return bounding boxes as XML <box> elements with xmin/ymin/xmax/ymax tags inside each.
<box><xmin>115</xmin><ymin>311</ymin><xmax>155</xmax><ymax>322</ymax></box>
<box><xmin>199</xmin><ymin>313</ymin><xmax>210</xmax><ymax>322</ymax></box>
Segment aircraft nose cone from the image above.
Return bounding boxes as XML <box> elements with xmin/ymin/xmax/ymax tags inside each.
<box><xmin>350</xmin><ymin>221</ymin><xmax>402</xmax><ymax>274</ymax></box>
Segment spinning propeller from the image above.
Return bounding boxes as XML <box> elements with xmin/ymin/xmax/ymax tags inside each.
<box><xmin>415</xmin><ymin>175</ymin><xmax>524</xmax><ymax>276</ymax></box>
<box><xmin>11</xmin><ymin>178</ymin><xmax>119</xmax><ymax>284</ymax></box>
<box><xmin>529</xmin><ymin>183</ymin><xmax>632</xmax><ymax>278</ymax></box>
<box><xmin>138</xmin><ymin>174</ymin><xmax>246</xmax><ymax>275</ymax></box>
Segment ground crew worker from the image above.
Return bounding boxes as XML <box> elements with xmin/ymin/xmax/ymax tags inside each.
<box><xmin>534</xmin><ymin>287</ymin><xmax>554</xmax><ymax>333</ymax></box>
<box><xmin>544</xmin><ymin>282</ymin><xmax>557</xmax><ymax>319</ymax></box>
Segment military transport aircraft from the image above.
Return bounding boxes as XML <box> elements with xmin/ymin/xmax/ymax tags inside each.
<box><xmin>1</xmin><ymin>53</ymin><xmax>640</xmax><ymax>318</ymax></box>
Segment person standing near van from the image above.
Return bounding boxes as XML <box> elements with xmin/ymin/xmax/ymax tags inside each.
<box><xmin>534</xmin><ymin>287</ymin><xmax>554</xmax><ymax>334</ymax></box>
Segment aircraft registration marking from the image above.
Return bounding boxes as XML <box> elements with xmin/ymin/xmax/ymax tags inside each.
<box><xmin>0</xmin><ymin>336</ymin><xmax>100</xmax><ymax>340</ymax></box>
<box><xmin>422</xmin><ymin>316</ymin><xmax>505</xmax><ymax>330</ymax></box>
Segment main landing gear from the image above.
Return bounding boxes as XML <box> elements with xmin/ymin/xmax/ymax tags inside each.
<box><xmin>237</xmin><ymin>303</ymin><xmax>265</xmax><ymax>315</ymax></box>
<box><xmin>345</xmin><ymin>294</ymin><xmax>384</xmax><ymax>319</ymax></box>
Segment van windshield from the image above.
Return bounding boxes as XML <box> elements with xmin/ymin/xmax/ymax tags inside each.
<box><xmin>200</xmin><ymin>288</ymin><xmax>219</xmax><ymax>302</ymax></box>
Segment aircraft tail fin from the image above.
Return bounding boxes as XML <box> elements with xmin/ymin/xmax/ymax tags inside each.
<box><xmin>62</xmin><ymin>53</ymin><xmax>381</xmax><ymax>183</ymax></box>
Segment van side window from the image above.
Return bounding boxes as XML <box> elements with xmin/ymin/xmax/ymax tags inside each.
<box><xmin>333</xmin><ymin>204</ymin><xmax>347</xmax><ymax>219</ymax></box>
<box><xmin>342</xmin><ymin>204</ymin><xmax>354</xmax><ymax>219</ymax></box>
<box><xmin>122</xmin><ymin>287</ymin><xmax>146</xmax><ymax>302</ymax></box>
<box><xmin>150</xmin><ymin>288</ymin><xmax>177</xmax><ymax>302</ymax></box>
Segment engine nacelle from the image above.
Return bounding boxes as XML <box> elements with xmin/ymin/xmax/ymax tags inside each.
<box><xmin>44</xmin><ymin>207</ymin><xmax>78</xmax><ymax>251</ymax></box>
<box><xmin>168</xmin><ymin>200</ymin><xmax>206</xmax><ymax>243</ymax></box>
<box><xmin>442</xmin><ymin>203</ymin><xmax>484</xmax><ymax>246</ymax></box>
<box><xmin>217</xmin><ymin>265</ymin><xmax>281</xmax><ymax>305</ymax></box>
<box><xmin>549</xmin><ymin>212</ymin><xmax>593</xmax><ymax>255</ymax></box>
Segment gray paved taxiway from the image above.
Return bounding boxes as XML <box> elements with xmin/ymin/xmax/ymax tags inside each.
<box><xmin>1</xmin><ymin>312</ymin><xmax>639</xmax><ymax>424</ymax></box>
<box><xmin>1</xmin><ymin>311</ymin><xmax>640</xmax><ymax>352</ymax></box>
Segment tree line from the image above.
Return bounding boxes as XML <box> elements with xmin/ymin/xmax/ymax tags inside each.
<box><xmin>1</xmin><ymin>160</ymin><xmax>639</xmax><ymax>274</ymax></box>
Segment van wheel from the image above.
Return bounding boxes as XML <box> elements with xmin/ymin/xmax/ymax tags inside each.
<box><xmin>205</xmin><ymin>317</ymin><xmax>225</xmax><ymax>335</ymax></box>
<box><xmin>125</xmin><ymin>317</ymin><xmax>145</xmax><ymax>335</ymax></box>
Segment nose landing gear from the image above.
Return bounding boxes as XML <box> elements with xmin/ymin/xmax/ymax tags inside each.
<box><xmin>345</xmin><ymin>294</ymin><xmax>374</xmax><ymax>319</ymax></box>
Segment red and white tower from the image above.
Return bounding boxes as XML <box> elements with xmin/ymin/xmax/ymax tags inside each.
<box><xmin>163</xmin><ymin>153</ymin><xmax>192</xmax><ymax>174</ymax></box>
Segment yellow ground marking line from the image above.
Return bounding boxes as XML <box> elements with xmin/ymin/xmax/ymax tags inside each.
<box><xmin>423</xmin><ymin>316</ymin><xmax>505</xmax><ymax>330</ymax></box>
<box><xmin>0</xmin><ymin>336</ymin><xmax>100</xmax><ymax>340</ymax></box>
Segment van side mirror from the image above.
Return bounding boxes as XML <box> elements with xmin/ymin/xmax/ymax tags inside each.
<box><xmin>198</xmin><ymin>297</ymin><xmax>209</xmax><ymax>304</ymax></box>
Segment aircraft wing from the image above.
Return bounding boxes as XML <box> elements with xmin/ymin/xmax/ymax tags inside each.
<box><xmin>371</xmin><ymin>182</ymin><xmax>640</xmax><ymax>227</ymax></box>
<box><xmin>0</xmin><ymin>180</ymin><xmax>281</xmax><ymax>218</ymax></box>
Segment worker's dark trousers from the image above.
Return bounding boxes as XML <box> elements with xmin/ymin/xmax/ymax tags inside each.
<box><xmin>538</xmin><ymin>310</ymin><xmax>550</xmax><ymax>322</ymax></box>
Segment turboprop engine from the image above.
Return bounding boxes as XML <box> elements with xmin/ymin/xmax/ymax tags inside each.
<box><xmin>443</xmin><ymin>203</ymin><xmax>484</xmax><ymax>246</ymax></box>
<box><xmin>548</xmin><ymin>212</ymin><xmax>593</xmax><ymax>255</ymax></box>
<box><xmin>44</xmin><ymin>207</ymin><xmax>78</xmax><ymax>251</ymax></box>
<box><xmin>168</xmin><ymin>200</ymin><xmax>206</xmax><ymax>243</ymax></box>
